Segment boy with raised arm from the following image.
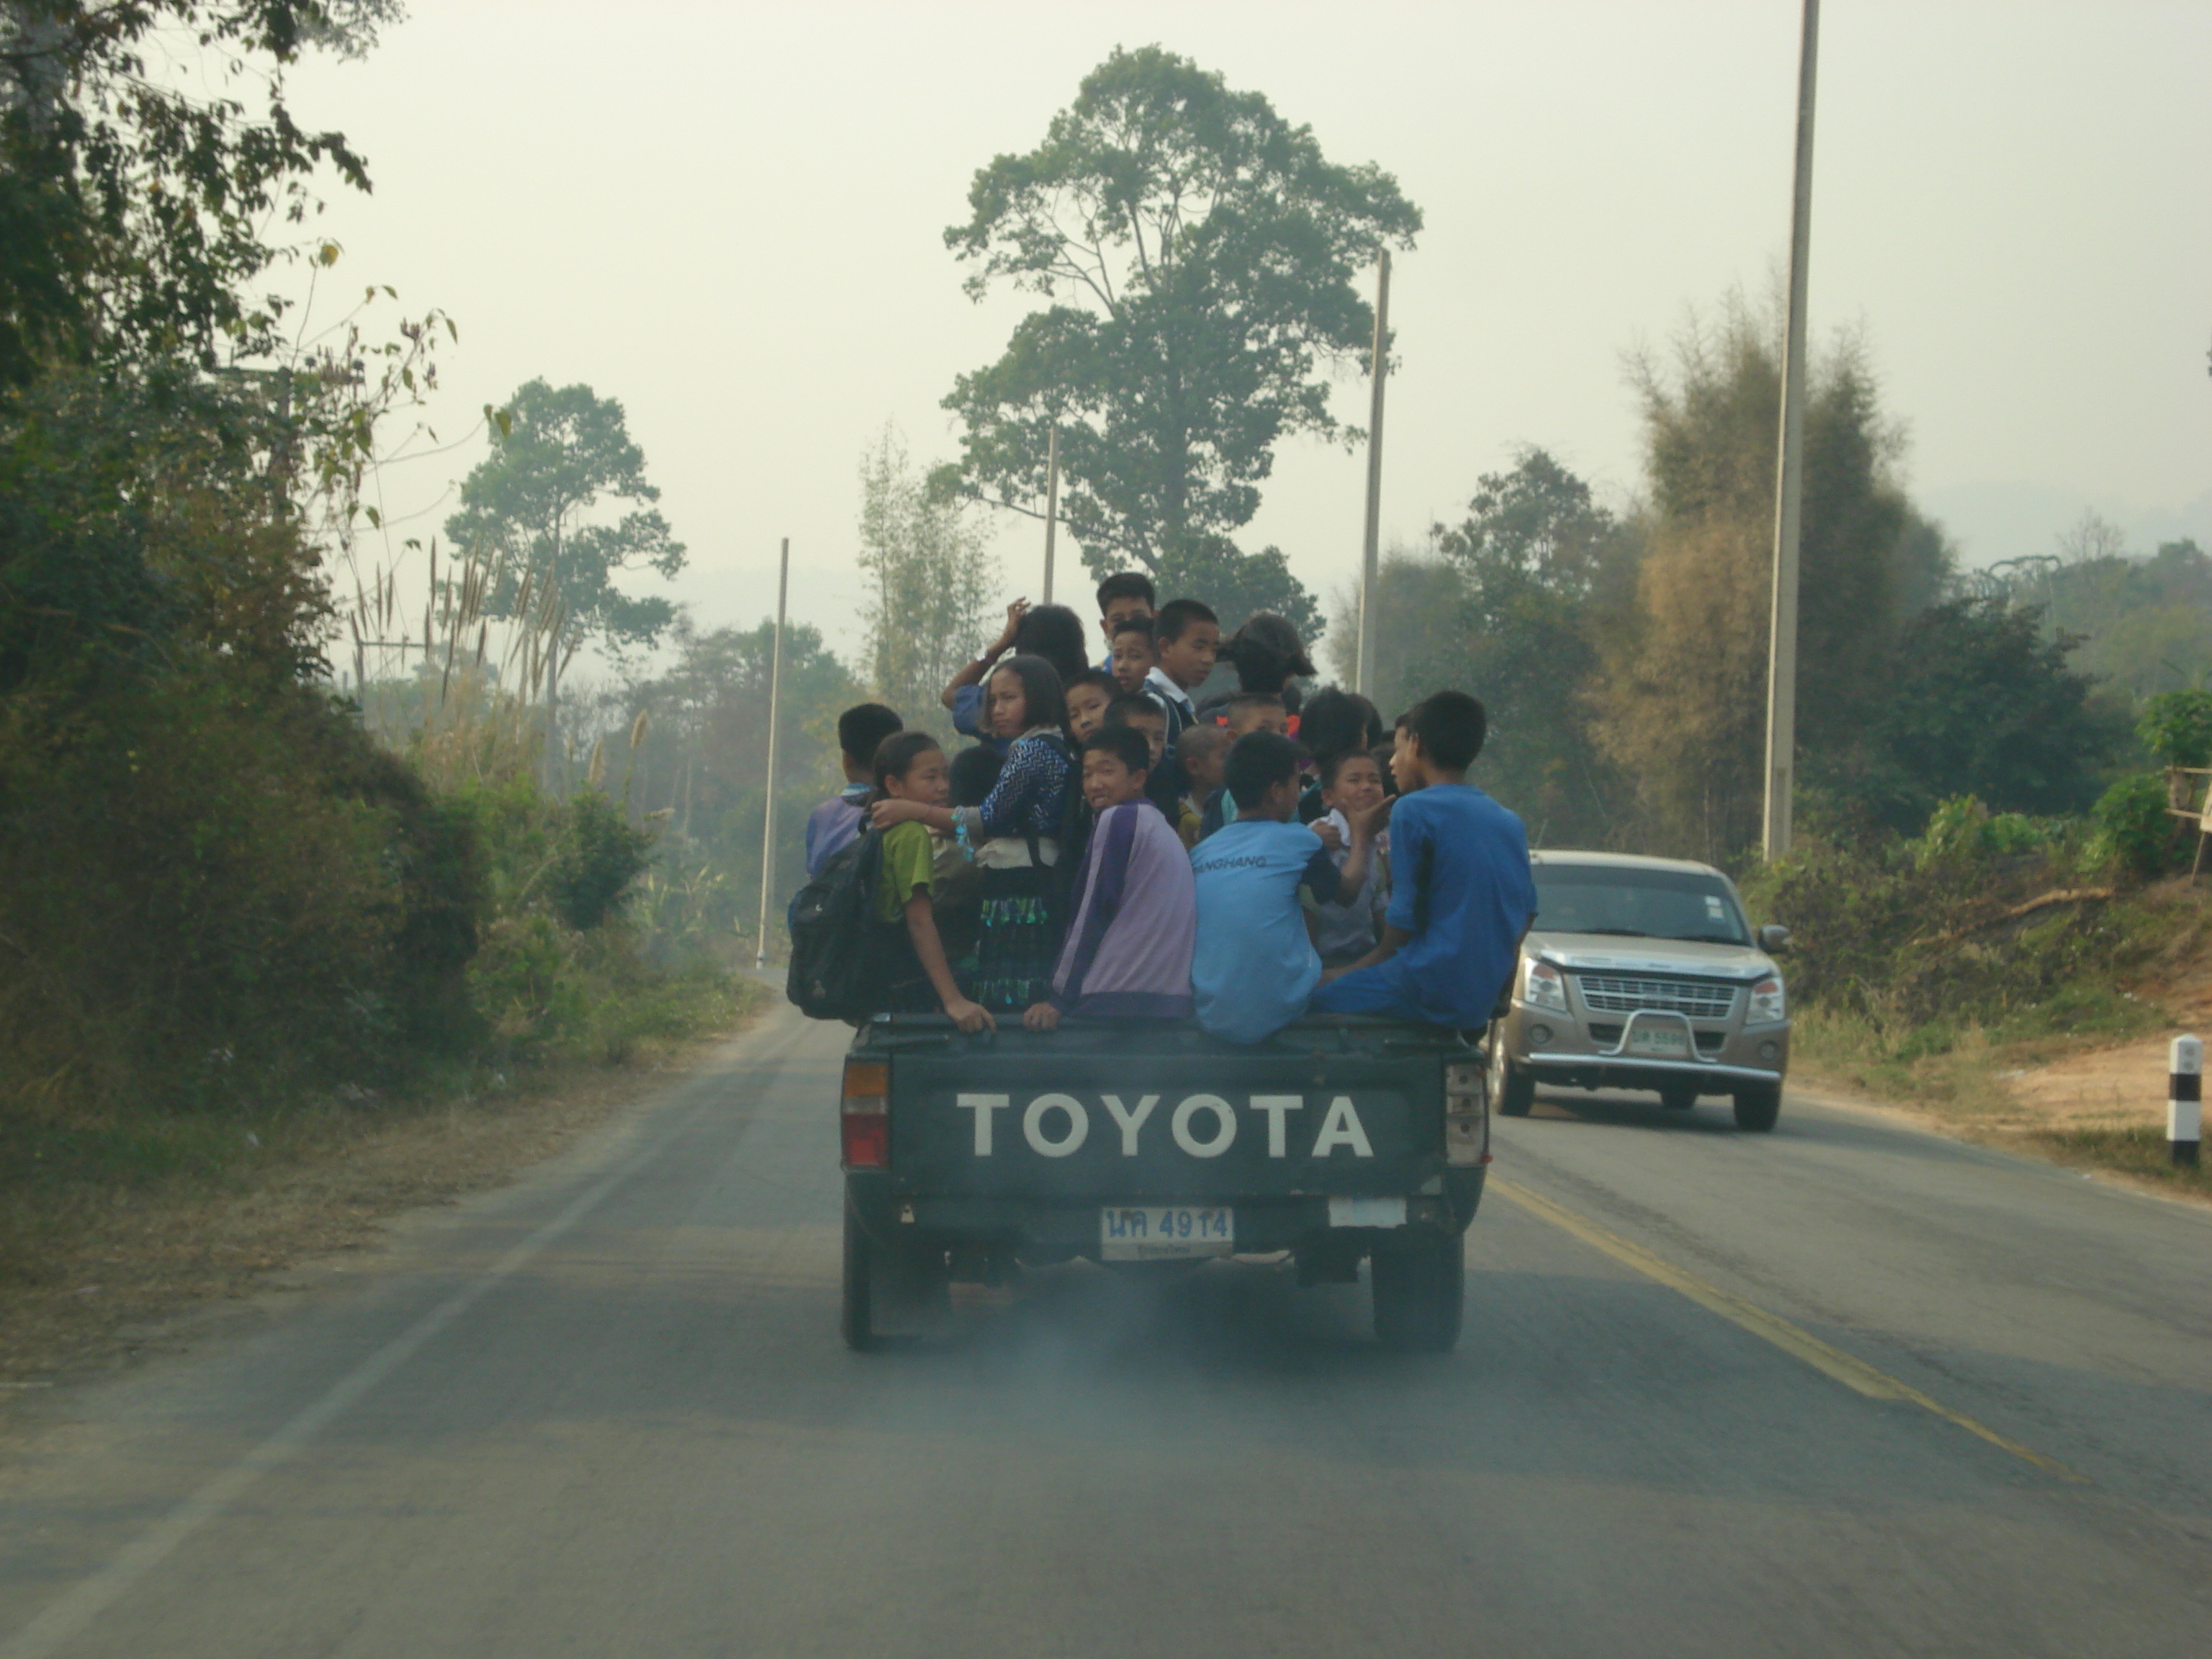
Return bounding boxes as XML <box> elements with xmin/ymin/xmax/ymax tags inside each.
<box><xmin>1189</xmin><ymin>730</ymin><xmax>1382</xmax><ymax>1046</ymax></box>
<box><xmin>1022</xmin><ymin>726</ymin><xmax>1195</xmax><ymax>1029</ymax></box>
<box><xmin>1313</xmin><ymin>691</ymin><xmax>1537</xmax><ymax>1029</ymax></box>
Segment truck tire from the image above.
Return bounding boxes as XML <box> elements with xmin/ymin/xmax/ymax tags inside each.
<box><xmin>1732</xmin><ymin>1084</ymin><xmax>1783</xmax><ymax>1133</ymax></box>
<box><xmin>1490</xmin><ymin>1033</ymin><xmax>1535</xmax><ymax>1118</ymax></box>
<box><xmin>841</xmin><ymin>1196</ymin><xmax>878</xmax><ymax>1352</ymax></box>
<box><xmin>1371</xmin><ymin>1231</ymin><xmax>1465</xmax><ymax>1354</ymax></box>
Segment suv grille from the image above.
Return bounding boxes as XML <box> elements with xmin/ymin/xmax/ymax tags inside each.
<box><xmin>1574</xmin><ymin>975</ymin><xmax>1740</xmax><ymax>1020</ymax></box>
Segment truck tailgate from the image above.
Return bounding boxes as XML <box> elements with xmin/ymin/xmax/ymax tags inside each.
<box><xmin>889</xmin><ymin>1030</ymin><xmax>1446</xmax><ymax>1200</ymax></box>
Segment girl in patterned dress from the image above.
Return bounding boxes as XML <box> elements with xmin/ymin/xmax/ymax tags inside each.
<box><xmin>871</xmin><ymin>654</ymin><xmax>1076</xmax><ymax>1012</ymax></box>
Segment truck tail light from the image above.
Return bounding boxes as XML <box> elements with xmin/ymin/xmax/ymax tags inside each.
<box><xmin>1445</xmin><ymin>1062</ymin><xmax>1489</xmax><ymax>1166</ymax></box>
<box><xmin>841</xmin><ymin>1059</ymin><xmax>889</xmax><ymax>1170</ymax></box>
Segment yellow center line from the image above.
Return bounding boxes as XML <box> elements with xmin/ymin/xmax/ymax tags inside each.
<box><xmin>1492</xmin><ymin>1177</ymin><xmax>2085</xmax><ymax>1483</ymax></box>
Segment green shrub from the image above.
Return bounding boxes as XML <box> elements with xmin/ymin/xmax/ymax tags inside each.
<box><xmin>2137</xmin><ymin>688</ymin><xmax>2212</xmax><ymax>768</ymax></box>
<box><xmin>2086</xmin><ymin>773</ymin><xmax>2180</xmax><ymax>878</ymax></box>
<box><xmin>1912</xmin><ymin>796</ymin><xmax>2049</xmax><ymax>867</ymax></box>
<box><xmin>0</xmin><ymin>672</ymin><xmax>482</xmax><ymax>1110</ymax></box>
<box><xmin>550</xmin><ymin>791</ymin><xmax>654</xmax><ymax>931</ymax></box>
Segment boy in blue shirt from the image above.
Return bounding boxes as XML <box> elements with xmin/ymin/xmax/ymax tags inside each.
<box><xmin>804</xmin><ymin>703</ymin><xmax>902</xmax><ymax>877</ymax></box>
<box><xmin>1190</xmin><ymin>731</ymin><xmax>1382</xmax><ymax>1045</ymax></box>
<box><xmin>1312</xmin><ymin>690</ymin><xmax>1536</xmax><ymax>1029</ymax></box>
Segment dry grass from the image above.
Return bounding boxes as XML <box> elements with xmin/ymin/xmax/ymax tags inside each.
<box><xmin>1791</xmin><ymin>878</ymin><xmax>2212</xmax><ymax>1205</ymax></box>
<box><xmin>0</xmin><ymin>984</ymin><xmax>765</xmax><ymax>1386</ymax></box>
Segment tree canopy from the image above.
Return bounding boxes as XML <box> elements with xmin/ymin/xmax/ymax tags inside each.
<box><xmin>938</xmin><ymin>45</ymin><xmax>1418</xmax><ymax>621</ymax></box>
<box><xmin>0</xmin><ymin>1</ymin><xmax>400</xmax><ymax>387</ymax></box>
<box><xmin>444</xmin><ymin>379</ymin><xmax>686</xmax><ymax>662</ymax></box>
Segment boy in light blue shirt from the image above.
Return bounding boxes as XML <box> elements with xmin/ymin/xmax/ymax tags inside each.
<box><xmin>1190</xmin><ymin>731</ymin><xmax>1382</xmax><ymax>1044</ymax></box>
<box><xmin>1313</xmin><ymin>690</ymin><xmax>1537</xmax><ymax>1029</ymax></box>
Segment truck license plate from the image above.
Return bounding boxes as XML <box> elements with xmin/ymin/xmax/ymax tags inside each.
<box><xmin>1627</xmin><ymin>1025</ymin><xmax>1691</xmax><ymax>1059</ymax></box>
<box><xmin>1101</xmin><ymin>1206</ymin><xmax>1233</xmax><ymax>1261</ymax></box>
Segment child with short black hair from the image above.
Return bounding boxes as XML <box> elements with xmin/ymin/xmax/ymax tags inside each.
<box><xmin>1022</xmin><ymin>724</ymin><xmax>1195</xmax><ymax>1030</ymax></box>
<box><xmin>1307</xmin><ymin>749</ymin><xmax>1389</xmax><ymax>965</ymax></box>
<box><xmin>1094</xmin><ymin>571</ymin><xmax>1157</xmax><ymax>660</ymax></box>
<box><xmin>1189</xmin><ymin>730</ymin><xmax>1382</xmax><ymax>1045</ymax></box>
<box><xmin>1064</xmin><ymin>667</ymin><xmax>1115</xmax><ymax>743</ymax></box>
<box><xmin>1148</xmin><ymin>598</ymin><xmax>1220</xmax><ymax>738</ymax></box>
<box><xmin>1294</xmin><ymin>686</ymin><xmax>1379</xmax><ymax>822</ymax></box>
<box><xmin>874</xmin><ymin>655</ymin><xmax>1076</xmax><ymax>1011</ymax></box>
<box><xmin>1109</xmin><ymin>615</ymin><xmax>1157</xmax><ymax>696</ymax></box>
<box><xmin>806</xmin><ymin>702</ymin><xmax>902</xmax><ymax>876</ymax></box>
<box><xmin>870</xmin><ymin>732</ymin><xmax>992</xmax><ymax>1033</ymax></box>
<box><xmin>1105</xmin><ymin>692</ymin><xmax>1183</xmax><ymax>819</ymax></box>
<box><xmin>1172</xmin><ymin>723</ymin><xmax>1231</xmax><ymax>848</ymax></box>
<box><xmin>1197</xmin><ymin>692</ymin><xmax>1291</xmax><ymax>839</ymax></box>
<box><xmin>1313</xmin><ymin>691</ymin><xmax>1537</xmax><ymax>1029</ymax></box>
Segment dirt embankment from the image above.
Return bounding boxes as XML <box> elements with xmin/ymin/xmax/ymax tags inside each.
<box><xmin>1799</xmin><ymin>881</ymin><xmax>2212</xmax><ymax>1204</ymax></box>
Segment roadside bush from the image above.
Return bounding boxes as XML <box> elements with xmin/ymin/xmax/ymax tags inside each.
<box><xmin>2137</xmin><ymin>688</ymin><xmax>2212</xmax><ymax>768</ymax></box>
<box><xmin>550</xmin><ymin>791</ymin><xmax>654</xmax><ymax>931</ymax></box>
<box><xmin>2086</xmin><ymin>773</ymin><xmax>2182</xmax><ymax>878</ymax></box>
<box><xmin>0</xmin><ymin>671</ymin><xmax>482</xmax><ymax>1112</ymax></box>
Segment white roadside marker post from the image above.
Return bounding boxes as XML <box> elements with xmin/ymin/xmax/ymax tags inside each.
<box><xmin>2170</xmin><ymin>1035</ymin><xmax>2203</xmax><ymax>1168</ymax></box>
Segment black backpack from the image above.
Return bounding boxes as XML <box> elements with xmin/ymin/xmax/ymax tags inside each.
<box><xmin>786</xmin><ymin>828</ymin><xmax>898</xmax><ymax>1020</ymax></box>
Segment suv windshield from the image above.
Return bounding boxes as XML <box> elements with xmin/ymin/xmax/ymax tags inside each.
<box><xmin>1532</xmin><ymin>863</ymin><xmax>1752</xmax><ymax>947</ymax></box>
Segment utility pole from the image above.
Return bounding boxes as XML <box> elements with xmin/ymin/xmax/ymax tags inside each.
<box><xmin>1042</xmin><ymin>424</ymin><xmax>1060</xmax><ymax>605</ymax></box>
<box><xmin>1763</xmin><ymin>0</ymin><xmax>1820</xmax><ymax>860</ymax></box>
<box><xmin>1356</xmin><ymin>251</ymin><xmax>1392</xmax><ymax>699</ymax></box>
<box><xmin>754</xmin><ymin>537</ymin><xmax>790</xmax><ymax>971</ymax></box>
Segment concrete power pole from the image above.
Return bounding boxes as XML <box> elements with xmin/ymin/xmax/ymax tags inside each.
<box><xmin>1355</xmin><ymin>251</ymin><xmax>1392</xmax><ymax>699</ymax></box>
<box><xmin>1763</xmin><ymin>0</ymin><xmax>1820</xmax><ymax>860</ymax></box>
<box><xmin>754</xmin><ymin>537</ymin><xmax>790</xmax><ymax>971</ymax></box>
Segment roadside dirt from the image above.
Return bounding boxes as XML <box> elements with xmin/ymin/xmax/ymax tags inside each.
<box><xmin>0</xmin><ymin>1017</ymin><xmax>759</xmax><ymax>1391</ymax></box>
<box><xmin>1999</xmin><ymin>958</ymin><xmax>2212</xmax><ymax>1131</ymax></box>
<box><xmin>1797</xmin><ymin>920</ymin><xmax>2212</xmax><ymax>1208</ymax></box>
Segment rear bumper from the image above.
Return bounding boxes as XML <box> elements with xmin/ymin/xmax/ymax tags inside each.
<box><xmin>846</xmin><ymin>1167</ymin><xmax>1486</xmax><ymax>1262</ymax></box>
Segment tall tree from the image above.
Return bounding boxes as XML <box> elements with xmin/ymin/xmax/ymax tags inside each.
<box><xmin>937</xmin><ymin>45</ymin><xmax>1419</xmax><ymax>621</ymax></box>
<box><xmin>855</xmin><ymin>424</ymin><xmax>999</xmax><ymax>736</ymax></box>
<box><xmin>1592</xmin><ymin>294</ymin><xmax>1939</xmax><ymax>861</ymax></box>
<box><xmin>1843</xmin><ymin>597</ymin><xmax>2114</xmax><ymax>833</ymax></box>
<box><xmin>444</xmin><ymin>379</ymin><xmax>685</xmax><ymax>770</ymax></box>
<box><xmin>1431</xmin><ymin>449</ymin><xmax>1633</xmax><ymax>845</ymax></box>
<box><xmin>0</xmin><ymin>1</ymin><xmax>399</xmax><ymax>387</ymax></box>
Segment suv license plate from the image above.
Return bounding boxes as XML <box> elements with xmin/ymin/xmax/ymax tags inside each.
<box><xmin>1627</xmin><ymin>1025</ymin><xmax>1692</xmax><ymax>1059</ymax></box>
<box><xmin>1102</xmin><ymin>1206</ymin><xmax>1233</xmax><ymax>1261</ymax></box>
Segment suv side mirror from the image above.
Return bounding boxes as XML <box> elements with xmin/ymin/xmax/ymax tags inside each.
<box><xmin>1758</xmin><ymin>924</ymin><xmax>1792</xmax><ymax>955</ymax></box>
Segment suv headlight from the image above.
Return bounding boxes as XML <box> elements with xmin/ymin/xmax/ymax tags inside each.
<box><xmin>1748</xmin><ymin>976</ymin><xmax>1786</xmax><ymax>1025</ymax></box>
<box><xmin>1524</xmin><ymin>958</ymin><xmax>1568</xmax><ymax>1013</ymax></box>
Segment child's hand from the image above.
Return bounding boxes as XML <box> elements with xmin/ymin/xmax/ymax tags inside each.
<box><xmin>1313</xmin><ymin>819</ymin><xmax>1345</xmax><ymax>853</ymax></box>
<box><xmin>1349</xmin><ymin>796</ymin><xmax>1395</xmax><ymax>838</ymax></box>
<box><xmin>870</xmin><ymin>798</ymin><xmax>925</xmax><ymax>827</ymax></box>
<box><xmin>943</xmin><ymin>996</ymin><xmax>997</xmax><ymax>1033</ymax></box>
<box><xmin>1022</xmin><ymin>1002</ymin><xmax>1061</xmax><ymax>1031</ymax></box>
<box><xmin>994</xmin><ymin>598</ymin><xmax>1030</xmax><ymax>652</ymax></box>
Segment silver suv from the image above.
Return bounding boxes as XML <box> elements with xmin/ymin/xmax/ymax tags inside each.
<box><xmin>1490</xmin><ymin>852</ymin><xmax>1791</xmax><ymax>1131</ymax></box>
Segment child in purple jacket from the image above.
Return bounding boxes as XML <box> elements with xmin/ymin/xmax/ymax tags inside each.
<box><xmin>1022</xmin><ymin>726</ymin><xmax>1195</xmax><ymax>1028</ymax></box>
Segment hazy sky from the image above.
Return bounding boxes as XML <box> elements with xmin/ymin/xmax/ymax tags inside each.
<box><xmin>284</xmin><ymin>0</ymin><xmax>2212</xmax><ymax>669</ymax></box>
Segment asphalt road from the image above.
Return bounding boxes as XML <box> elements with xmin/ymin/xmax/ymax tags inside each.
<box><xmin>4</xmin><ymin>1004</ymin><xmax>2211</xmax><ymax>1658</ymax></box>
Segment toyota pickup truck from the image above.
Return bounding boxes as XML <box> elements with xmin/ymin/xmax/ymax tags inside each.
<box><xmin>837</xmin><ymin>1014</ymin><xmax>1489</xmax><ymax>1353</ymax></box>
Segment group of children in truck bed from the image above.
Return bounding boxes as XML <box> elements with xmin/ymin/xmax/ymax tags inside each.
<box><xmin>804</xmin><ymin>571</ymin><xmax>1536</xmax><ymax>1043</ymax></box>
